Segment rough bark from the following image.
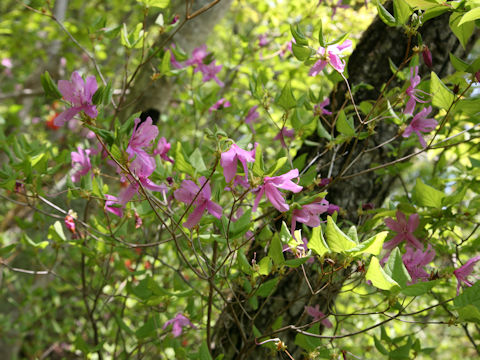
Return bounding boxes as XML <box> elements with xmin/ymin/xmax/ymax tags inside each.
<box><xmin>212</xmin><ymin>7</ymin><xmax>478</xmax><ymax>359</ymax></box>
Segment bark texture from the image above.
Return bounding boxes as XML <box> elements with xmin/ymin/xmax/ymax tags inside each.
<box><xmin>212</xmin><ymin>7</ymin><xmax>478</xmax><ymax>359</ymax></box>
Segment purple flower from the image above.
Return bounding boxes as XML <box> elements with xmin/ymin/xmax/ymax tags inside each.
<box><xmin>245</xmin><ymin>105</ymin><xmax>260</xmax><ymax>124</ymax></box>
<box><xmin>404</xmin><ymin>66</ymin><xmax>429</xmax><ymax>115</ymax></box>
<box><xmin>305</xmin><ymin>305</ymin><xmax>333</xmax><ymax>328</ymax></box>
<box><xmin>422</xmin><ymin>46</ymin><xmax>433</xmax><ymax>68</ymax></box>
<box><xmin>185</xmin><ymin>45</ymin><xmax>208</xmax><ymax>67</ymax></box>
<box><xmin>221</xmin><ymin>143</ymin><xmax>256</xmax><ymax>183</ymax></box>
<box><xmin>55</xmin><ymin>71</ymin><xmax>98</xmax><ymax>127</ymax></box>
<box><xmin>154</xmin><ymin>137</ymin><xmax>174</xmax><ymax>163</ymax></box>
<box><xmin>126</xmin><ymin>117</ymin><xmax>159</xmax><ymax>178</ymax></box>
<box><xmin>402</xmin><ymin>106</ymin><xmax>438</xmax><ymax>148</ymax></box>
<box><xmin>163</xmin><ymin>313</ymin><xmax>197</xmax><ymax>337</ymax></box>
<box><xmin>384</xmin><ymin>211</ymin><xmax>423</xmax><ymax>250</ymax></box>
<box><xmin>309</xmin><ymin>39</ymin><xmax>352</xmax><ymax>75</ymax></box>
<box><xmin>331</xmin><ymin>0</ymin><xmax>349</xmax><ymax>19</ymax></box>
<box><xmin>209</xmin><ymin>98</ymin><xmax>231</xmax><ymax>113</ymax></box>
<box><xmin>454</xmin><ymin>256</ymin><xmax>480</xmax><ymax>295</ymax></box>
<box><xmin>402</xmin><ymin>244</ymin><xmax>435</xmax><ymax>284</ymax></box>
<box><xmin>291</xmin><ymin>198</ymin><xmax>329</xmax><ymax>233</ymax></box>
<box><xmin>253</xmin><ymin>169</ymin><xmax>303</xmax><ymax>212</ymax></box>
<box><xmin>258</xmin><ymin>34</ymin><xmax>269</xmax><ymax>47</ymax></box>
<box><xmin>314</xmin><ymin>98</ymin><xmax>333</xmax><ymax>116</ymax></box>
<box><xmin>198</xmin><ymin>61</ymin><xmax>224</xmax><ymax>87</ymax></box>
<box><xmin>327</xmin><ymin>204</ymin><xmax>340</xmax><ymax>215</ymax></box>
<box><xmin>174</xmin><ymin>176</ymin><xmax>222</xmax><ymax>228</ymax></box>
<box><xmin>105</xmin><ymin>194</ymin><xmax>124</xmax><ymax>217</ymax></box>
<box><xmin>71</xmin><ymin>146</ymin><xmax>92</xmax><ymax>183</ymax></box>
<box><xmin>274</xmin><ymin>127</ymin><xmax>295</xmax><ymax>148</ymax></box>
<box><xmin>117</xmin><ymin>174</ymin><xmax>167</xmax><ymax>211</ymax></box>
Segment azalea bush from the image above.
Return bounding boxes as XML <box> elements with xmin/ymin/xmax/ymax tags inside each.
<box><xmin>1</xmin><ymin>0</ymin><xmax>480</xmax><ymax>359</ymax></box>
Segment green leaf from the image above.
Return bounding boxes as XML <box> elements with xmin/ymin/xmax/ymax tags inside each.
<box><xmin>325</xmin><ymin>216</ymin><xmax>358</xmax><ymax>253</ymax></box>
<box><xmin>252</xmin><ymin>143</ymin><xmax>264</xmax><ymax>176</ymax></box>
<box><xmin>257</xmin><ymin>278</ymin><xmax>279</xmax><ymax>297</ymax></box>
<box><xmin>449</xmin><ymin>12</ymin><xmax>475</xmax><ymax>49</ymax></box>
<box><xmin>279</xmin><ymin>221</ymin><xmax>292</xmax><ymax>244</ymax></box>
<box><xmin>41</xmin><ymin>71</ymin><xmax>62</xmax><ymax>99</ymax></box>
<box><xmin>384</xmin><ymin>248</ymin><xmax>411</xmax><ymax>288</ymax></box>
<box><xmin>138</xmin><ymin>0</ymin><xmax>170</xmax><ymax>8</ymax></box>
<box><xmin>229</xmin><ymin>210</ymin><xmax>252</xmax><ymax>240</ymax></box>
<box><xmin>268</xmin><ymin>234</ymin><xmax>285</xmax><ymax>266</ymax></box>
<box><xmin>455</xmin><ymin>97</ymin><xmax>480</xmax><ymax>116</ymax></box>
<box><xmin>174</xmin><ymin>142</ymin><xmax>195</xmax><ymax>176</ymax></box>
<box><xmin>366</xmin><ymin>256</ymin><xmax>400</xmax><ymax>291</ymax></box>
<box><xmin>285</xmin><ymin>257</ymin><xmax>310</xmax><ymax>267</ymax></box>
<box><xmin>458</xmin><ymin>8</ymin><xmax>480</xmax><ymax>26</ymax></box>
<box><xmin>376</xmin><ymin>0</ymin><xmax>398</xmax><ymax>27</ymax></box>
<box><xmin>345</xmin><ymin>231</ymin><xmax>388</xmax><ymax>257</ymax></box>
<box><xmin>160</xmin><ymin>49</ymin><xmax>171</xmax><ymax>74</ymax></box>
<box><xmin>48</xmin><ymin>221</ymin><xmax>66</xmax><ymax>243</ymax></box>
<box><xmin>199</xmin><ymin>341</ymin><xmax>213</xmax><ymax>360</ymax></box>
<box><xmin>237</xmin><ymin>249</ymin><xmax>253</xmax><ymax>275</ymax></box>
<box><xmin>318</xmin><ymin>19</ymin><xmax>326</xmax><ymax>47</ymax></box>
<box><xmin>449</xmin><ymin>53</ymin><xmax>470</xmax><ymax>72</ymax></box>
<box><xmin>290</xmin><ymin>24</ymin><xmax>308</xmax><ymax>46</ymax></box>
<box><xmin>92</xmin><ymin>81</ymin><xmax>112</xmax><ymax>105</ymax></box>
<box><xmin>309</xmin><ymin>226</ymin><xmax>330</xmax><ymax>256</ymax></box>
<box><xmin>292</xmin><ymin>44</ymin><xmax>312</xmax><ymax>61</ymax></box>
<box><xmin>258</xmin><ymin>256</ymin><xmax>272</xmax><ymax>275</ymax></box>
<box><xmin>454</xmin><ymin>281</ymin><xmax>480</xmax><ymax>309</ymax></box>
<box><xmin>335</xmin><ymin>110</ymin><xmax>356</xmax><ymax>136</ymax></box>
<box><xmin>393</xmin><ymin>0</ymin><xmax>412</xmax><ymax>25</ymax></box>
<box><xmin>401</xmin><ymin>280</ymin><xmax>439</xmax><ymax>296</ymax></box>
<box><xmin>374</xmin><ymin>336</ymin><xmax>389</xmax><ymax>355</ymax></box>
<box><xmin>317</xmin><ymin>119</ymin><xmax>332</xmax><ymax>140</ymax></box>
<box><xmin>266</xmin><ymin>157</ymin><xmax>287</xmax><ymax>176</ymax></box>
<box><xmin>403</xmin><ymin>0</ymin><xmax>439</xmax><ymax>10</ymax></box>
<box><xmin>277</xmin><ymin>81</ymin><xmax>297</xmax><ymax>110</ymax></box>
<box><xmin>430</xmin><ymin>72</ymin><xmax>455</xmax><ymax>110</ymax></box>
<box><xmin>189</xmin><ymin>148</ymin><xmax>207</xmax><ymax>173</ymax></box>
<box><xmin>135</xmin><ymin>317</ymin><xmax>156</xmax><ymax>339</ymax></box>
<box><xmin>457</xmin><ymin>305</ymin><xmax>480</xmax><ymax>324</ymax></box>
<box><xmin>23</xmin><ymin>234</ymin><xmax>49</xmax><ymax>249</ymax></box>
<box><xmin>413</xmin><ymin>178</ymin><xmax>445</xmax><ymax>208</ymax></box>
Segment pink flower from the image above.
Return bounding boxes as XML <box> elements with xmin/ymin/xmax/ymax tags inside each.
<box><xmin>198</xmin><ymin>61</ymin><xmax>224</xmax><ymax>87</ymax></box>
<box><xmin>253</xmin><ymin>169</ymin><xmax>303</xmax><ymax>212</ymax></box>
<box><xmin>309</xmin><ymin>39</ymin><xmax>352</xmax><ymax>75</ymax></box>
<box><xmin>291</xmin><ymin>198</ymin><xmax>329</xmax><ymax>233</ymax></box>
<box><xmin>221</xmin><ymin>143</ymin><xmax>256</xmax><ymax>183</ymax></box>
<box><xmin>105</xmin><ymin>194</ymin><xmax>124</xmax><ymax>217</ymax></box>
<box><xmin>404</xmin><ymin>66</ymin><xmax>429</xmax><ymax>115</ymax></box>
<box><xmin>185</xmin><ymin>45</ymin><xmax>208</xmax><ymax>67</ymax></box>
<box><xmin>245</xmin><ymin>105</ymin><xmax>260</xmax><ymax>124</ymax></box>
<box><xmin>258</xmin><ymin>34</ymin><xmax>269</xmax><ymax>47</ymax></box>
<box><xmin>327</xmin><ymin>203</ymin><xmax>339</xmax><ymax>215</ymax></box>
<box><xmin>305</xmin><ymin>305</ymin><xmax>333</xmax><ymax>328</ymax></box>
<box><xmin>402</xmin><ymin>106</ymin><xmax>438</xmax><ymax>148</ymax></box>
<box><xmin>154</xmin><ymin>137</ymin><xmax>174</xmax><ymax>163</ymax></box>
<box><xmin>209</xmin><ymin>98</ymin><xmax>231</xmax><ymax>113</ymax></box>
<box><xmin>117</xmin><ymin>175</ymin><xmax>167</xmax><ymax>210</ymax></box>
<box><xmin>174</xmin><ymin>176</ymin><xmax>222</xmax><ymax>228</ymax></box>
<box><xmin>55</xmin><ymin>71</ymin><xmax>98</xmax><ymax>127</ymax></box>
<box><xmin>127</xmin><ymin>117</ymin><xmax>159</xmax><ymax>177</ymax></box>
<box><xmin>163</xmin><ymin>313</ymin><xmax>197</xmax><ymax>337</ymax></box>
<box><xmin>283</xmin><ymin>237</ymin><xmax>314</xmax><ymax>264</ymax></box>
<box><xmin>71</xmin><ymin>146</ymin><xmax>92</xmax><ymax>183</ymax></box>
<box><xmin>314</xmin><ymin>98</ymin><xmax>332</xmax><ymax>116</ymax></box>
<box><xmin>384</xmin><ymin>211</ymin><xmax>423</xmax><ymax>250</ymax></box>
<box><xmin>64</xmin><ymin>212</ymin><xmax>76</xmax><ymax>234</ymax></box>
<box><xmin>454</xmin><ymin>255</ymin><xmax>480</xmax><ymax>295</ymax></box>
<box><xmin>402</xmin><ymin>244</ymin><xmax>435</xmax><ymax>284</ymax></box>
<box><xmin>274</xmin><ymin>127</ymin><xmax>295</xmax><ymax>148</ymax></box>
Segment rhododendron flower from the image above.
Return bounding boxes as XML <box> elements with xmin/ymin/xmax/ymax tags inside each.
<box><xmin>314</xmin><ymin>98</ymin><xmax>332</xmax><ymax>116</ymax></box>
<box><xmin>253</xmin><ymin>169</ymin><xmax>303</xmax><ymax>212</ymax></box>
<box><xmin>127</xmin><ymin>117</ymin><xmax>159</xmax><ymax>177</ymax></box>
<box><xmin>291</xmin><ymin>198</ymin><xmax>329</xmax><ymax>233</ymax></box>
<box><xmin>402</xmin><ymin>106</ymin><xmax>438</xmax><ymax>148</ymax></box>
<box><xmin>384</xmin><ymin>211</ymin><xmax>423</xmax><ymax>250</ymax></box>
<box><xmin>454</xmin><ymin>255</ymin><xmax>480</xmax><ymax>295</ymax></box>
<box><xmin>403</xmin><ymin>244</ymin><xmax>435</xmax><ymax>284</ymax></box>
<box><xmin>64</xmin><ymin>210</ymin><xmax>77</xmax><ymax>234</ymax></box>
<box><xmin>221</xmin><ymin>143</ymin><xmax>256</xmax><ymax>183</ymax></box>
<box><xmin>209</xmin><ymin>98</ymin><xmax>230</xmax><ymax>113</ymax></box>
<box><xmin>422</xmin><ymin>46</ymin><xmax>433</xmax><ymax>68</ymax></box>
<box><xmin>305</xmin><ymin>305</ymin><xmax>333</xmax><ymax>328</ymax></box>
<box><xmin>274</xmin><ymin>127</ymin><xmax>295</xmax><ymax>148</ymax></box>
<box><xmin>154</xmin><ymin>137</ymin><xmax>174</xmax><ymax>163</ymax></box>
<box><xmin>71</xmin><ymin>146</ymin><xmax>92</xmax><ymax>183</ymax></box>
<box><xmin>118</xmin><ymin>175</ymin><xmax>167</xmax><ymax>209</ymax></box>
<box><xmin>327</xmin><ymin>203</ymin><xmax>339</xmax><ymax>215</ymax></box>
<box><xmin>185</xmin><ymin>45</ymin><xmax>208</xmax><ymax>68</ymax></box>
<box><xmin>55</xmin><ymin>71</ymin><xmax>98</xmax><ymax>127</ymax></box>
<box><xmin>174</xmin><ymin>177</ymin><xmax>222</xmax><ymax>228</ymax></box>
<box><xmin>258</xmin><ymin>34</ymin><xmax>269</xmax><ymax>47</ymax></box>
<box><xmin>198</xmin><ymin>61</ymin><xmax>224</xmax><ymax>86</ymax></box>
<box><xmin>309</xmin><ymin>39</ymin><xmax>352</xmax><ymax>75</ymax></box>
<box><xmin>105</xmin><ymin>194</ymin><xmax>123</xmax><ymax>217</ymax></box>
<box><xmin>245</xmin><ymin>105</ymin><xmax>259</xmax><ymax>124</ymax></box>
<box><xmin>163</xmin><ymin>313</ymin><xmax>197</xmax><ymax>337</ymax></box>
<box><xmin>404</xmin><ymin>66</ymin><xmax>429</xmax><ymax>115</ymax></box>
<box><xmin>1</xmin><ymin>58</ymin><xmax>12</xmax><ymax>76</ymax></box>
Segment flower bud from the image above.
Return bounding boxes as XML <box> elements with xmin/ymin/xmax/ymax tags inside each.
<box><xmin>422</xmin><ymin>45</ymin><xmax>432</xmax><ymax>68</ymax></box>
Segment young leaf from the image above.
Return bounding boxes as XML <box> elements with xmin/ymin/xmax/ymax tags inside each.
<box><xmin>384</xmin><ymin>248</ymin><xmax>411</xmax><ymax>288</ymax></box>
<box><xmin>449</xmin><ymin>12</ymin><xmax>475</xmax><ymax>50</ymax></box>
<box><xmin>393</xmin><ymin>0</ymin><xmax>412</xmax><ymax>25</ymax></box>
<box><xmin>268</xmin><ymin>234</ymin><xmax>285</xmax><ymax>266</ymax></box>
<box><xmin>41</xmin><ymin>71</ymin><xmax>62</xmax><ymax>100</ymax></box>
<box><xmin>335</xmin><ymin>110</ymin><xmax>356</xmax><ymax>136</ymax></box>
<box><xmin>292</xmin><ymin>44</ymin><xmax>312</xmax><ymax>61</ymax></box>
<box><xmin>309</xmin><ymin>226</ymin><xmax>330</xmax><ymax>256</ymax></box>
<box><xmin>376</xmin><ymin>0</ymin><xmax>398</xmax><ymax>27</ymax></box>
<box><xmin>318</xmin><ymin>19</ymin><xmax>326</xmax><ymax>47</ymax></box>
<box><xmin>325</xmin><ymin>216</ymin><xmax>358</xmax><ymax>253</ymax></box>
<box><xmin>413</xmin><ymin>178</ymin><xmax>445</xmax><ymax>208</ymax></box>
<box><xmin>345</xmin><ymin>231</ymin><xmax>388</xmax><ymax>257</ymax></box>
<box><xmin>366</xmin><ymin>256</ymin><xmax>400</xmax><ymax>291</ymax></box>
<box><xmin>430</xmin><ymin>72</ymin><xmax>455</xmax><ymax>110</ymax></box>
<box><xmin>458</xmin><ymin>8</ymin><xmax>480</xmax><ymax>26</ymax></box>
<box><xmin>277</xmin><ymin>81</ymin><xmax>297</xmax><ymax>110</ymax></box>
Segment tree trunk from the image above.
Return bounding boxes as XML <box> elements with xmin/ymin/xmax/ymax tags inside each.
<box><xmin>212</xmin><ymin>7</ymin><xmax>478</xmax><ymax>359</ymax></box>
